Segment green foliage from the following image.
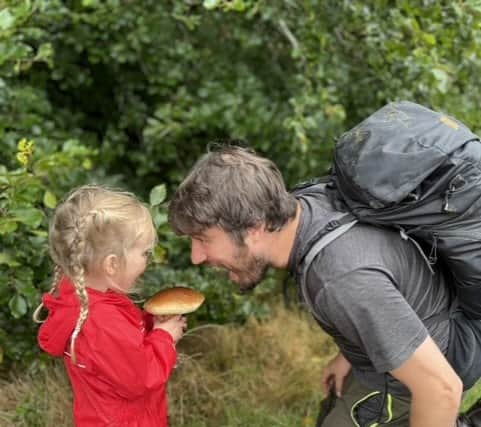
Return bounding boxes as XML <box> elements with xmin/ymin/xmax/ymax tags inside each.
<box><xmin>0</xmin><ymin>137</ymin><xmax>96</xmax><ymax>366</ymax></box>
<box><xmin>1</xmin><ymin>0</ymin><xmax>481</xmax><ymax>371</ymax></box>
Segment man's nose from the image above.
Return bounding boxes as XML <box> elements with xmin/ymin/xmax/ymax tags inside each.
<box><xmin>191</xmin><ymin>240</ymin><xmax>207</xmax><ymax>265</ymax></box>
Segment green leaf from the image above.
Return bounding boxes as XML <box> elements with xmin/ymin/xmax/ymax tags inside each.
<box><xmin>153</xmin><ymin>208</ymin><xmax>168</xmax><ymax>228</ymax></box>
<box><xmin>203</xmin><ymin>0</ymin><xmax>221</xmax><ymax>10</ymax></box>
<box><xmin>8</xmin><ymin>294</ymin><xmax>28</xmax><ymax>319</ymax></box>
<box><xmin>228</xmin><ymin>0</ymin><xmax>247</xmax><ymax>12</ymax></box>
<box><xmin>82</xmin><ymin>0</ymin><xmax>100</xmax><ymax>7</ymax></box>
<box><xmin>43</xmin><ymin>190</ymin><xmax>57</xmax><ymax>209</ymax></box>
<box><xmin>0</xmin><ymin>252</ymin><xmax>20</xmax><ymax>267</ymax></box>
<box><xmin>13</xmin><ymin>269</ymin><xmax>37</xmax><ymax>302</ymax></box>
<box><xmin>10</xmin><ymin>207</ymin><xmax>44</xmax><ymax>228</ymax></box>
<box><xmin>30</xmin><ymin>229</ymin><xmax>48</xmax><ymax>237</ymax></box>
<box><xmin>150</xmin><ymin>184</ymin><xmax>167</xmax><ymax>206</ymax></box>
<box><xmin>0</xmin><ymin>9</ymin><xmax>15</xmax><ymax>32</ymax></box>
<box><xmin>0</xmin><ymin>219</ymin><xmax>18</xmax><ymax>234</ymax></box>
<box><xmin>36</xmin><ymin>43</ymin><xmax>54</xmax><ymax>68</ymax></box>
<box><xmin>422</xmin><ymin>33</ymin><xmax>436</xmax><ymax>46</ymax></box>
<box><xmin>152</xmin><ymin>245</ymin><xmax>167</xmax><ymax>264</ymax></box>
<box><xmin>82</xmin><ymin>158</ymin><xmax>93</xmax><ymax>170</ymax></box>
<box><xmin>432</xmin><ymin>68</ymin><xmax>449</xmax><ymax>94</ymax></box>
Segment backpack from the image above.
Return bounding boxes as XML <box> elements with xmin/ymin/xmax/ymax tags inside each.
<box><xmin>312</xmin><ymin>100</ymin><xmax>481</xmax><ymax>319</ymax></box>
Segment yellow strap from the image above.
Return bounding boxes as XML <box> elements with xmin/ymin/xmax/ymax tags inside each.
<box><xmin>350</xmin><ymin>391</ymin><xmax>393</xmax><ymax>426</ymax></box>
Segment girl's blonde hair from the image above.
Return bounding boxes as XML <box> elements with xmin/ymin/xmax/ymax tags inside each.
<box><xmin>33</xmin><ymin>185</ymin><xmax>156</xmax><ymax>363</ymax></box>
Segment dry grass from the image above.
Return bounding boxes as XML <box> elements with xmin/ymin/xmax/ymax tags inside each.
<box><xmin>0</xmin><ymin>302</ymin><xmax>337</xmax><ymax>427</ymax></box>
<box><xmin>170</xmin><ymin>304</ymin><xmax>337</xmax><ymax>426</ymax></box>
<box><xmin>0</xmin><ymin>362</ymin><xmax>73</xmax><ymax>427</ymax></box>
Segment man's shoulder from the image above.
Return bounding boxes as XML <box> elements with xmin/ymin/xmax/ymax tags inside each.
<box><xmin>323</xmin><ymin>222</ymin><xmax>404</xmax><ymax>262</ymax></box>
<box><xmin>304</xmin><ymin>222</ymin><xmax>417</xmax><ymax>288</ymax></box>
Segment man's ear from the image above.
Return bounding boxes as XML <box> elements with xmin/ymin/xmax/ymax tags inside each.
<box><xmin>244</xmin><ymin>223</ymin><xmax>265</xmax><ymax>245</ymax></box>
<box><xmin>102</xmin><ymin>254</ymin><xmax>120</xmax><ymax>276</ymax></box>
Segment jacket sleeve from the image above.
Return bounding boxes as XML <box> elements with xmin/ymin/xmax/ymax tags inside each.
<box><xmin>83</xmin><ymin>306</ymin><xmax>177</xmax><ymax>400</ymax></box>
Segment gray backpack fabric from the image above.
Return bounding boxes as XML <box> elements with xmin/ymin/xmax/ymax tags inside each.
<box><xmin>328</xmin><ymin>100</ymin><xmax>481</xmax><ymax>319</ymax></box>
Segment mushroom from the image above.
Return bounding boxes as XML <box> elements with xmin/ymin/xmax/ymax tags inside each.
<box><xmin>143</xmin><ymin>286</ymin><xmax>205</xmax><ymax>316</ymax></box>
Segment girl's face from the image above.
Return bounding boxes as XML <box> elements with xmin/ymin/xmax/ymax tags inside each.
<box><xmin>113</xmin><ymin>237</ymin><xmax>154</xmax><ymax>292</ymax></box>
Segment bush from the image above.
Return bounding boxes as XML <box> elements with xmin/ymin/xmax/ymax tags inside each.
<box><xmin>2</xmin><ymin>0</ymin><xmax>481</xmax><ymax>370</ymax></box>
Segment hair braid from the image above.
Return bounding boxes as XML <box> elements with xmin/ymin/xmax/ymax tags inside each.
<box><xmin>32</xmin><ymin>264</ymin><xmax>63</xmax><ymax>324</ymax></box>
<box><xmin>68</xmin><ymin>214</ymin><xmax>90</xmax><ymax>364</ymax></box>
<box><xmin>69</xmin><ymin>272</ymin><xmax>89</xmax><ymax>364</ymax></box>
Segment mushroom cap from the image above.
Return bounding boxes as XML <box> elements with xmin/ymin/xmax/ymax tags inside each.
<box><xmin>143</xmin><ymin>286</ymin><xmax>205</xmax><ymax>315</ymax></box>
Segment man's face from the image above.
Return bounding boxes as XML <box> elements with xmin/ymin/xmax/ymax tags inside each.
<box><xmin>190</xmin><ymin>226</ymin><xmax>269</xmax><ymax>291</ymax></box>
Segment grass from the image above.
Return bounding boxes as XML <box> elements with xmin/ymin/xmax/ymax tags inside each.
<box><xmin>0</xmin><ymin>301</ymin><xmax>480</xmax><ymax>426</ymax></box>
<box><xmin>169</xmin><ymin>305</ymin><xmax>337</xmax><ymax>427</ymax></box>
<box><xmin>0</xmin><ymin>362</ymin><xmax>73</xmax><ymax>427</ymax></box>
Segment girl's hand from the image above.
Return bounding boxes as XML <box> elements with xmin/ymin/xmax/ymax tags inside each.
<box><xmin>153</xmin><ymin>315</ymin><xmax>187</xmax><ymax>343</ymax></box>
<box><xmin>321</xmin><ymin>352</ymin><xmax>352</xmax><ymax>397</ymax></box>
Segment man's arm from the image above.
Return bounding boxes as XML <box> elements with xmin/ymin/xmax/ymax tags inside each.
<box><xmin>390</xmin><ymin>335</ymin><xmax>463</xmax><ymax>427</ymax></box>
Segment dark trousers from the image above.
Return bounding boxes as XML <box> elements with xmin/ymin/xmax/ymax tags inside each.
<box><xmin>320</xmin><ymin>373</ymin><xmax>410</xmax><ymax>427</ymax></box>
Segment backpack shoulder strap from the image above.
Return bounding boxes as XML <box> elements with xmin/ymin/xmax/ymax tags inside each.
<box><xmin>303</xmin><ymin>217</ymin><xmax>358</xmax><ymax>272</ymax></box>
<box><xmin>298</xmin><ymin>215</ymin><xmax>358</xmax><ymax>320</ymax></box>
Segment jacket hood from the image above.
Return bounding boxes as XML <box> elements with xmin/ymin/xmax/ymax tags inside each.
<box><xmin>38</xmin><ymin>277</ymin><xmax>132</xmax><ymax>357</ymax></box>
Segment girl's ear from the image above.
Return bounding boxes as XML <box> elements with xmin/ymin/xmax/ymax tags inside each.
<box><xmin>102</xmin><ymin>254</ymin><xmax>120</xmax><ymax>276</ymax></box>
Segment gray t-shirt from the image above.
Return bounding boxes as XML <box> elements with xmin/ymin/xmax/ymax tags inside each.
<box><xmin>289</xmin><ymin>189</ymin><xmax>453</xmax><ymax>396</ymax></box>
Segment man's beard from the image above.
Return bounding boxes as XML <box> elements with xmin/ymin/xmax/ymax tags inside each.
<box><xmin>230</xmin><ymin>245</ymin><xmax>270</xmax><ymax>292</ymax></box>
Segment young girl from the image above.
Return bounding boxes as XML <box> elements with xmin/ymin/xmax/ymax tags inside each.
<box><xmin>34</xmin><ymin>185</ymin><xmax>186</xmax><ymax>427</ymax></box>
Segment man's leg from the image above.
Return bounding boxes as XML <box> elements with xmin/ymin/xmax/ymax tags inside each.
<box><xmin>320</xmin><ymin>373</ymin><xmax>410</xmax><ymax>427</ymax></box>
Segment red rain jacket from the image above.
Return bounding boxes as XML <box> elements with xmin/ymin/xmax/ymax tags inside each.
<box><xmin>38</xmin><ymin>277</ymin><xmax>177</xmax><ymax>426</ymax></box>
